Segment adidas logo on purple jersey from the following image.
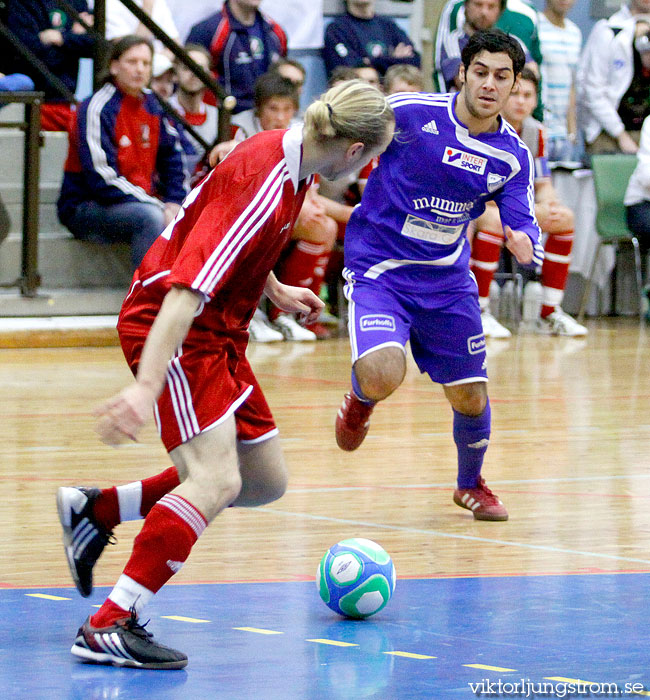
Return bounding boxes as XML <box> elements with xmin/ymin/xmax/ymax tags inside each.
<box><xmin>421</xmin><ymin>119</ymin><xmax>439</xmax><ymax>134</ymax></box>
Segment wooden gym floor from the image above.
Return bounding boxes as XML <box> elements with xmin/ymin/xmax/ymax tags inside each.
<box><xmin>1</xmin><ymin>318</ymin><xmax>648</xmax><ymax>698</ymax></box>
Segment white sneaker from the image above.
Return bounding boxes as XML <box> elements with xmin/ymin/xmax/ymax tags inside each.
<box><xmin>273</xmin><ymin>313</ymin><xmax>317</xmax><ymax>341</ymax></box>
<box><xmin>249</xmin><ymin>309</ymin><xmax>284</xmax><ymax>343</ymax></box>
<box><xmin>535</xmin><ymin>308</ymin><xmax>588</xmax><ymax>337</ymax></box>
<box><xmin>481</xmin><ymin>310</ymin><xmax>512</xmax><ymax>339</ymax></box>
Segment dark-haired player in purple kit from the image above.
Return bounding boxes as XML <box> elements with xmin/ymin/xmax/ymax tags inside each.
<box><xmin>335</xmin><ymin>29</ymin><xmax>544</xmax><ymax>521</ymax></box>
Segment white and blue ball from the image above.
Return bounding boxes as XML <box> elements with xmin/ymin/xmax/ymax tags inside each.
<box><xmin>317</xmin><ymin>538</ymin><xmax>396</xmax><ymax>619</ymax></box>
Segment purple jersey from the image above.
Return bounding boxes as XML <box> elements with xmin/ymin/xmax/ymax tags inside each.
<box><xmin>344</xmin><ymin>91</ymin><xmax>543</xmax><ymax>293</ymax></box>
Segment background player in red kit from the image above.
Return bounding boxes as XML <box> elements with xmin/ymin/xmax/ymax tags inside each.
<box><xmin>56</xmin><ymin>80</ymin><xmax>395</xmax><ymax>670</ymax></box>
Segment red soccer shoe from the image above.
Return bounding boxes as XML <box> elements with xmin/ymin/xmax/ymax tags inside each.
<box><xmin>335</xmin><ymin>392</ymin><xmax>375</xmax><ymax>451</ymax></box>
<box><xmin>453</xmin><ymin>477</ymin><xmax>509</xmax><ymax>521</ymax></box>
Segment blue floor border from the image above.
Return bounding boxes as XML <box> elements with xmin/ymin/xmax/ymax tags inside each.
<box><xmin>2</xmin><ymin>573</ymin><xmax>648</xmax><ymax>699</ymax></box>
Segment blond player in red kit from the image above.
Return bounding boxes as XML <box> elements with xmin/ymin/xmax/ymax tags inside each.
<box><xmin>56</xmin><ymin>80</ymin><xmax>395</xmax><ymax>670</ymax></box>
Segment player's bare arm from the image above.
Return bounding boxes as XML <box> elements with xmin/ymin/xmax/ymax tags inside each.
<box><xmin>264</xmin><ymin>271</ymin><xmax>325</xmax><ymax>325</ymax></box>
<box><xmin>95</xmin><ymin>285</ymin><xmax>202</xmax><ymax>446</ymax></box>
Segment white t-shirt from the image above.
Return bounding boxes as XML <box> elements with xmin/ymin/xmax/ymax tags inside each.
<box><xmin>105</xmin><ymin>0</ymin><xmax>180</xmax><ymax>53</ymax></box>
<box><xmin>538</xmin><ymin>13</ymin><xmax>582</xmax><ymax>142</ymax></box>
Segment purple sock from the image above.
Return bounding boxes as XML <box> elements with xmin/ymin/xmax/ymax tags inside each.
<box><xmin>351</xmin><ymin>367</ymin><xmax>375</xmax><ymax>405</ymax></box>
<box><xmin>453</xmin><ymin>400</ymin><xmax>491</xmax><ymax>489</ymax></box>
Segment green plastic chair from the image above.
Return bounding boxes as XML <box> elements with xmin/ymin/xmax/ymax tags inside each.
<box><xmin>578</xmin><ymin>154</ymin><xmax>645</xmax><ymax>322</ymax></box>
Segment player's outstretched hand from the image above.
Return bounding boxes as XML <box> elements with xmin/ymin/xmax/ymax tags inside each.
<box><xmin>504</xmin><ymin>225</ymin><xmax>533</xmax><ymax>265</ymax></box>
<box><xmin>94</xmin><ymin>383</ymin><xmax>155</xmax><ymax>447</ymax></box>
<box><xmin>268</xmin><ymin>283</ymin><xmax>325</xmax><ymax>325</ymax></box>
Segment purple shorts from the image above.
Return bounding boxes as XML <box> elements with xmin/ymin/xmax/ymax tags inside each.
<box><xmin>344</xmin><ymin>272</ymin><xmax>488</xmax><ymax>385</ymax></box>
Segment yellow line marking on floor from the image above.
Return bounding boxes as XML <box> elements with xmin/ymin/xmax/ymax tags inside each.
<box><xmin>384</xmin><ymin>651</ymin><xmax>436</xmax><ymax>660</ymax></box>
<box><xmin>25</xmin><ymin>593</ymin><xmax>71</xmax><ymax>601</ymax></box>
<box><xmin>632</xmin><ymin>691</ymin><xmax>650</xmax><ymax>697</ymax></box>
<box><xmin>162</xmin><ymin>615</ymin><xmax>210</xmax><ymax>623</ymax></box>
<box><xmin>233</xmin><ymin>627</ymin><xmax>283</xmax><ymax>635</ymax></box>
<box><xmin>465</xmin><ymin>664</ymin><xmax>518</xmax><ymax>672</ymax></box>
<box><xmin>544</xmin><ymin>677</ymin><xmax>593</xmax><ymax>683</ymax></box>
<box><xmin>306</xmin><ymin>639</ymin><xmax>359</xmax><ymax>647</ymax></box>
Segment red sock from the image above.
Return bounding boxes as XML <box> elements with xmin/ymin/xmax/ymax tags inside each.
<box><xmin>91</xmin><ymin>494</ymin><xmax>206</xmax><ymax>628</ymax></box>
<box><xmin>540</xmin><ymin>230</ymin><xmax>573</xmax><ymax>318</ymax></box>
<box><xmin>470</xmin><ymin>230</ymin><xmax>504</xmax><ymax>304</ymax></box>
<box><xmin>139</xmin><ymin>467</ymin><xmax>181</xmax><ymax>516</ymax></box>
<box><xmin>270</xmin><ymin>241</ymin><xmax>329</xmax><ymax>319</ymax></box>
<box><xmin>92</xmin><ymin>467</ymin><xmax>180</xmax><ymax>531</ymax></box>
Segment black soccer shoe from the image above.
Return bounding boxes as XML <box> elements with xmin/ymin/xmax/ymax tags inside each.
<box><xmin>71</xmin><ymin>612</ymin><xmax>188</xmax><ymax>670</ymax></box>
<box><xmin>57</xmin><ymin>486</ymin><xmax>114</xmax><ymax>597</ymax></box>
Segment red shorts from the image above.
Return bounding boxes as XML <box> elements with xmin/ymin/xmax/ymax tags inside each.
<box><xmin>119</xmin><ymin>326</ymin><xmax>276</xmax><ymax>453</ymax></box>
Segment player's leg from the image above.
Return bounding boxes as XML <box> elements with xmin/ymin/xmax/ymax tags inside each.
<box><xmin>335</xmin><ymin>274</ymin><xmax>411</xmax><ymax>451</ymax></box>
<box><xmin>535</xmin><ymin>203</ymin><xmax>587</xmax><ymax>336</ymax></box>
<box><xmin>231</xmin><ymin>361</ymin><xmax>288</xmax><ymax>507</ymax></box>
<box><xmin>410</xmin><ymin>289</ymin><xmax>507</xmax><ymax>521</ymax></box>
<box><xmin>469</xmin><ymin>203</ymin><xmax>511</xmax><ymax>339</ymax></box>
<box><xmin>71</xmin><ymin>417</ymin><xmax>240</xmax><ymax>669</ymax></box>
<box><xmin>234</xmin><ymin>435</ymin><xmax>288</xmax><ymax>507</ymax></box>
<box><xmin>442</xmin><ymin>382</ymin><xmax>506</xmax><ymax>521</ymax></box>
<box><xmin>57</xmin><ymin>466</ymin><xmax>181</xmax><ymax>597</ymax></box>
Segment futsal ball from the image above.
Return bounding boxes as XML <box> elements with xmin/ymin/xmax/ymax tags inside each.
<box><xmin>317</xmin><ymin>538</ymin><xmax>396</xmax><ymax>619</ymax></box>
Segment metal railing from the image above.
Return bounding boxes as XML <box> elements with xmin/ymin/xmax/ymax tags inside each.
<box><xmin>0</xmin><ymin>3</ymin><xmax>235</xmax><ymax>296</ymax></box>
<box><xmin>0</xmin><ymin>92</ymin><xmax>44</xmax><ymax>297</ymax></box>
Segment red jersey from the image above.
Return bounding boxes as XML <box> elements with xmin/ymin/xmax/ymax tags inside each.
<box><xmin>118</xmin><ymin>125</ymin><xmax>310</xmax><ymax>340</ymax></box>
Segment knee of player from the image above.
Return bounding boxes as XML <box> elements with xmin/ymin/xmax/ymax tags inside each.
<box><xmin>559</xmin><ymin>205</ymin><xmax>574</xmax><ymax>231</ymax></box>
<box><xmin>475</xmin><ymin>203</ymin><xmax>502</xmax><ymax>234</ymax></box>
<box><xmin>260</xmin><ymin>465</ymin><xmax>289</xmax><ymax>504</ymax></box>
<box><xmin>323</xmin><ymin>216</ymin><xmax>339</xmax><ymax>249</ymax></box>
<box><xmin>196</xmin><ymin>469</ymin><xmax>243</xmax><ymax>517</ymax></box>
<box><xmin>140</xmin><ymin>203</ymin><xmax>166</xmax><ymax>231</ymax></box>
<box><xmin>447</xmin><ymin>384</ymin><xmax>488</xmax><ymax>416</ymax></box>
<box><xmin>358</xmin><ymin>366</ymin><xmax>403</xmax><ymax>401</ymax></box>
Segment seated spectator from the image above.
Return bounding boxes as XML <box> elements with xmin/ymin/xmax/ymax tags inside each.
<box><xmin>187</xmin><ymin>0</ymin><xmax>287</xmax><ymax>114</ymax></box>
<box><xmin>383</xmin><ymin>64</ymin><xmax>425</xmax><ymax>94</ymax></box>
<box><xmin>57</xmin><ymin>35</ymin><xmax>188</xmax><ymax>271</ymax></box>
<box><xmin>470</xmin><ymin>68</ymin><xmax>587</xmax><ymax>338</ymax></box>
<box><xmin>5</xmin><ymin>0</ymin><xmax>95</xmax><ymax>131</ymax></box>
<box><xmin>578</xmin><ymin>10</ymin><xmax>650</xmax><ymax>156</ymax></box>
<box><xmin>328</xmin><ymin>66</ymin><xmax>359</xmax><ymax>86</ymax></box>
<box><xmin>105</xmin><ymin>0</ymin><xmax>180</xmax><ymax>57</ymax></box>
<box><xmin>355</xmin><ymin>65</ymin><xmax>382</xmax><ymax>90</ymax></box>
<box><xmin>437</xmin><ymin>0</ymin><xmax>535</xmax><ymax>91</ymax></box>
<box><xmin>435</xmin><ymin>0</ymin><xmax>543</xmax><ymax>119</ymax></box>
<box><xmin>149</xmin><ymin>52</ymin><xmax>176</xmax><ymax>98</ymax></box>
<box><xmin>268</xmin><ymin>58</ymin><xmax>307</xmax><ymax>98</ymax></box>
<box><xmin>230</xmin><ymin>72</ymin><xmax>300</xmax><ymax>140</ymax></box>
<box><xmin>168</xmin><ymin>44</ymin><xmax>219</xmax><ymax>176</ymax></box>
<box><xmin>625</xmin><ymin>112</ymin><xmax>650</xmax><ymax>295</ymax></box>
<box><xmin>323</xmin><ymin>0</ymin><xmax>421</xmax><ymax>79</ymax></box>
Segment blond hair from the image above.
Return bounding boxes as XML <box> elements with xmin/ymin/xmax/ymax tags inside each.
<box><xmin>384</xmin><ymin>64</ymin><xmax>425</xmax><ymax>93</ymax></box>
<box><xmin>304</xmin><ymin>79</ymin><xmax>394</xmax><ymax>150</ymax></box>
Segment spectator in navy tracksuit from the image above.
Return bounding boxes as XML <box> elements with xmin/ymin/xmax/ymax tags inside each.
<box><xmin>5</xmin><ymin>0</ymin><xmax>95</xmax><ymax>130</ymax></box>
<box><xmin>187</xmin><ymin>0</ymin><xmax>287</xmax><ymax>114</ymax></box>
<box><xmin>57</xmin><ymin>36</ymin><xmax>188</xmax><ymax>270</ymax></box>
<box><xmin>323</xmin><ymin>0</ymin><xmax>420</xmax><ymax>78</ymax></box>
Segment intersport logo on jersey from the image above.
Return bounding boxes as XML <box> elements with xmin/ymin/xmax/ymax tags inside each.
<box><xmin>442</xmin><ymin>147</ymin><xmax>487</xmax><ymax>175</ymax></box>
